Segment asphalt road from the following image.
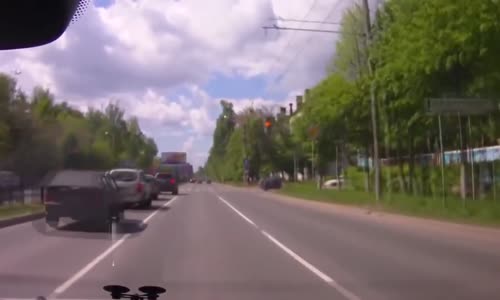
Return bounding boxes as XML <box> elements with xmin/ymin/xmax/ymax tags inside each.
<box><xmin>0</xmin><ymin>183</ymin><xmax>499</xmax><ymax>300</ymax></box>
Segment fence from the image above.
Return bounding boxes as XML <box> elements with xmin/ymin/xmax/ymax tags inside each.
<box><xmin>0</xmin><ymin>170</ymin><xmax>42</xmax><ymax>206</ymax></box>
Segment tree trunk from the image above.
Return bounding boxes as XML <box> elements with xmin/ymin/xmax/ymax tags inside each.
<box><xmin>365</xmin><ymin>145</ymin><xmax>371</xmax><ymax>192</ymax></box>
<box><xmin>408</xmin><ymin>136</ymin><xmax>415</xmax><ymax>195</ymax></box>
<box><xmin>458</xmin><ymin>115</ymin><xmax>469</xmax><ymax>199</ymax></box>
<box><xmin>396</xmin><ymin>139</ymin><xmax>407</xmax><ymax>193</ymax></box>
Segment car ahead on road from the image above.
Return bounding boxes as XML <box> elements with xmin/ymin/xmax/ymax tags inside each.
<box><xmin>259</xmin><ymin>176</ymin><xmax>283</xmax><ymax>191</ymax></box>
<box><xmin>155</xmin><ymin>173</ymin><xmax>178</xmax><ymax>195</ymax></box>
<box><xmin>41</xmin><ymin>170</ymin><xmax>125</xmax><ymax>228</ymax></box>
<box><xmin>144</xmin><ymin>174</ymin><xmax>160</xmax><ymax>200</ymax></box>
<box><xmin>206</xmin><ymin>178</ymin><xmax>212</xmax><ymax>184</ymax></box>
<box><xmin>109</xmin><ymin>168</ymin><xmax>152</xmax><ymax>208</ymax></box>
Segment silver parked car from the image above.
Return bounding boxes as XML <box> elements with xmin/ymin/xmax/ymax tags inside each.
<box><xmin>144</xmin><ymin>174</ymin><xmax>160</xmax><ymax>200</ymax></box>
<box><xmin>108</xmin><ymin>168</ymin><xmax>152</xmax><ymax>208</ymax></box>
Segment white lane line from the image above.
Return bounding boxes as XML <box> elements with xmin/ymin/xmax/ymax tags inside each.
<box><xmin>217</xmin><ymin>195</ymin><xmax>258</xmax><ymax>228</ymax></box>
<box><xmin>261</xmin><ymin>231</ymin><xmax>360</xmax><ymax>300</ymax></box>
<box><xmin>51</xmin><ymin>233</ymin><xmax>130</xmax><ymax>295</ymax></box>
<box><xmin>143</xmin><ymin>196</ymin><xmax>177</xmax><ymax>224</ymax></box>
<box><xmin>50</xmin><ymin>197</ymin><xmax>179</xmax><ymax>297</ymax></box>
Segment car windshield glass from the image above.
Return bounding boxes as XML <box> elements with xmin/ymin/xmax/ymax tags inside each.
<box><xmin>110</xmin><ymin>171</ymin><xmax>137</xmax><ymax>182</ymax></box>
<box><xmin>42</xmin><ymin>170</ymin><xmax>103</xmax><ymax>188</ymax></box>
<box><xmin>156</xmin><ymin>174</ymin><xmax>172</xmax><ymax>179</ymax></box>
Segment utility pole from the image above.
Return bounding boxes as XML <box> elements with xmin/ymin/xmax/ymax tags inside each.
<box><xmin>361</xmin><ymin>0</ymin><xmax>381</xmax><ymax>205</ymax></box>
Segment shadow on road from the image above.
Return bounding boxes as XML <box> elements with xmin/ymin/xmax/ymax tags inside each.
<box><xmin>30</xmin><ymin>217</ymin><xmax>148</xmax><ymax>240</ymax></box>
<box><xmin>60</xmin><ymin>218</ymin><xmax>147</xmax><ymax>233</ymax></box>
<box><xmin>131</xmin><ymin>205</ymin><xmax>171</xmax><ymax>212</ymax></box>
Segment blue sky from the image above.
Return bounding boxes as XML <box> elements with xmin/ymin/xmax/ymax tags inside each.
<box><xmin>94</xmin><ymin>0</ymin><xmax>113</xmax><ymax>8</ymax></box>
<box><xmin>204</xmin><ymin>73</ymin><xmax>274</xmax><ymax>100</ymax></box>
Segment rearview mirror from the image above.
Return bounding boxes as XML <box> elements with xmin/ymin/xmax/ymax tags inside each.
<box><xmin>0</xmin><ymin>0</ymin><xmax>85</xmax><ymax>50</ymax></box>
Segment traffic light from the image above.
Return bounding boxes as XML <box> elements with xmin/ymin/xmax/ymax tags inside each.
<box><xmin>264</xmin><ymin>117</ymin><xmax>273</xmax><ymax>134</ymax></box>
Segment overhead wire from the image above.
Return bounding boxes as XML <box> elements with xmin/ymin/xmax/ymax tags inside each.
<box><xmin>266</xmin><ymin>0</ymin><xmax>320</xmax><ymax>76</ymax></box>
<box><xmin>274</xmin><ymin>0</ymin><xmax>347</xmax><ymax>84</ymax></box>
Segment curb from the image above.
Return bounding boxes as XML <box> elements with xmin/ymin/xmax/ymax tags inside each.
<box><xmin>0</xmin><ymin>212</ymin><xmax>45</xmax><ymax>229</ymax></box>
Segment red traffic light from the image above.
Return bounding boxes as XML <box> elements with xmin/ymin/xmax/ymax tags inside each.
<box><xmin>264</xmin><ymin>120</ymin><xmax>272</xmax><ymax>128</ymax></box>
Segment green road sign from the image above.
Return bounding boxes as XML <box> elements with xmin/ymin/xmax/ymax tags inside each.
<box><xmin>426</xmin><ymin>98</ymin><xmax>498</xmax><ymax>115</ymax></box>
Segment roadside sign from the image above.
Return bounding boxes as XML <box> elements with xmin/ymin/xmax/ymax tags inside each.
<box><xmin>426</xmin><ymin>98</ymin><xmax>498</xmax><ymax>115</ymax></box>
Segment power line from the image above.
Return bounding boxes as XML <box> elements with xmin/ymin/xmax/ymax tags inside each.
<box><xmin>274</xmin><ymin>0</ymin><xmax>347</xmax><ymax>83</ymax></box>
<box><xmin>263</xmin><ymin>25</ymin><xmax>362</xmax><ymax>36</ymax></box>
<box><xmin>266</xmin><ymin>0</ymin><xmax>320</xmax><ymax>76</ymax></box>
<box><xmin>269</xmin><ymin>17</ymin><xmax>342</xmax><ymax>26</ymax></box>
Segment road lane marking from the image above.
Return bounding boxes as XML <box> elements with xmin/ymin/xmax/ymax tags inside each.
<box><xmin>51</xmin><ymin>233</ymin><xmax>130</xmax><ymax>296</ymax></box>
<box><xmin>50</xmin><ymin>197</ymin><xmax>178</xmax><ymax>297</ymax></box>
<box><xmin>143</xmin><ymin>196</ymin><xmax>177</xmax><ymax>224</ymax></box>
<box><xmin>217</xmin><ymin>195</ymin><xmax>258</xmax><ymax>228</ymax></box>
<box><xmin>218</xmin><ymin>194</ymin><xmax>360</xmax><ymax>300</ymax></box>
<box><xmin>261</xmin><ymin>230</ymin><xmax>360</xmax><ymax>300</ymax></box>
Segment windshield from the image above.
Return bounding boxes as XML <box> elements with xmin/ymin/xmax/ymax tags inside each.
<box><xmin>1</xmin><ymin>1</ymin><xmax>500</xmax><ymax>300</ymax></box>
<box><xmin>110</xmin><ymin>171</ymin><xmax>138</xmax><ymax>182</ymax></box>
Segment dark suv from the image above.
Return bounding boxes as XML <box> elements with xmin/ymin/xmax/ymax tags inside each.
<box><xmin>154</xmin><ymin>173</ymin><xmax>179</xmax><ymax>195</ymax></box>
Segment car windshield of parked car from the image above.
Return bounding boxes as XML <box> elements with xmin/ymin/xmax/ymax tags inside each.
<box><xmin>43</xmin><ymin>170</ymin><xmax>103</xmax><ymax>188</ymax></box>
<box><xmin>110</xmin><ymin>171</ymin><xmax>137</xmax><ymax>182</ymax></box>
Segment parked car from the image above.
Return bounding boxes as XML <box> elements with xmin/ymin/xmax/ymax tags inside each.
<box><xmin>41</xmin><ymin>170</ymin><xmax>125</xmax><ymax>228</ymax></box>
<box><xmin>323</xmin><ymin>178</ymin><xmax>344</xmax><ymax>189</ymax></box>
<box><xmin>154</xmin><ymin>172</ymin><xmax>178</xmax><ymax>195</ymax></box>
<box><xmin>259</xmin><ymin>176</ymin><xmax>283</xmax><ymax>191</ymax></box>
<box><xmin>108</xmin><ymin>168</ymin><xmax>152</xmax><ymax>208</ymax></box>
<box><xmin>206</xmin><ymin>178</ymin><xmax>212</xmax><ymax>184</ymax></box>
<box><xmin>144</xmin><ymin>174</ymin><xmax>160</xmax><ymax>200</ymax></box>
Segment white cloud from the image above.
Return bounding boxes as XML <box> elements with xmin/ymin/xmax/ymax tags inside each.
<box><xmin>189</xmin><ymin>107</ymin><xmax>215</xmax><ymax>136</ymax></box>
<box><xmin>182</xmin><ymin>136</ymin><xmax>195</xmax><ymax>153</ymax></box>
<box><xmin>129</xmin><ymin>89</ymin><xmax>185</xmax><ymax>125</ymax></box>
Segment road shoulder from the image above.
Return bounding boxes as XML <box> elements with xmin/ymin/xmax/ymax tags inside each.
<box><xmin>0</xmin><ymin>204</ymin><xmax>44</xmax><ymax>229</ymax></box>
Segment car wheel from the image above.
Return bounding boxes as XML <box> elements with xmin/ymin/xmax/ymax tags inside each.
<box><xmin>173</xmin><ymin>189</ymin><xmax>178</xmax><ymax>195</ymax></box>
<box><xmin>144</xmin><ymin>198</ymin><xmax>152</xmax><ymax>208</ymax></box>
